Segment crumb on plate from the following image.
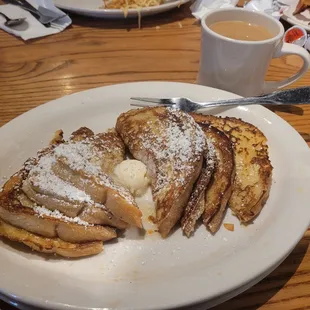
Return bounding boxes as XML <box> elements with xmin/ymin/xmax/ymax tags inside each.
<box><xmin>223</xmin><ymin>223</ymin><xmax>234</xmax><ymax>231</ymax></box>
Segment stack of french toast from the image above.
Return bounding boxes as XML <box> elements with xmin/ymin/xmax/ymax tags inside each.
<box><xmin>0</xmin><ymin>107</ymin><xmax>272</xmax><ymax>258</ymax></box>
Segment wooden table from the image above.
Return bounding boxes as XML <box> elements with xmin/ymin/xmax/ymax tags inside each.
<box><xmin>0</xmin><ymin>3</ymin><xmax>310</xmax><ymax>310</ymax></box>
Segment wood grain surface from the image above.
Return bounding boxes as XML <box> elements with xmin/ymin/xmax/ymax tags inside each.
<box><xmin>0</xmin><ymin>2</ymin><xmax>309</xmax><ymax>310</ymax></box>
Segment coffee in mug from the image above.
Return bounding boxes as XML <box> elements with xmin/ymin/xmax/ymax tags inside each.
<box><xmin>197</xmin><ymin>9</ymin><xmax>310</xmax><ymax>96</ymax></box>
<box><xmin>209</xmin><ymin>21</ymin><xmax>273</xmax><ymax>41</ymax></box>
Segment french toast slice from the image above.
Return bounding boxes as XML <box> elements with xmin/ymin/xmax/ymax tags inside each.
<box><xmin>0</xmin><ymin>219</ymin><xmax>103</xmax><ymax>258</ymax></box>
<box><xmin>70</xmin><ymin>127</ymin><xmax>125</xmax><ymax>175</ymax></box>
<box><xmin>52</xmin><ymin>157</ymin><xmax>142</xmax><ymax>228</ymax></box>
<box><xmin>27</xmin><ymin>128</ymin><xmax>141</xmax><ymax>228</ymax></box>
<box><xmin>201</xmin><ymin>125</ymin><xmax>235</xmax><ymax>233</ymax></box>
<box><xmin>192</xmin><ymin>114</ymin><xmax>272</xmax><ymax>223</ymax></box>
<box><xmin>116</xmin><ymin>107</ymin><xmax>205</xmax><ymax>237</ymax></box>
<box><xmin>0</xmin><ymin>127</ymin><xmax>137</xmax><ymax>257</ymax></box>
<box><xmin>181</xmin><ymin>150</ymin><xmax>215</xmax><ymax>237</ymax></box>
<box><xmin>22</xmin><ymin>180</ymin><xmax>127</xmax><ymax>229</ymax></box>
<box><xmin>22</xmin><ymin>179</ymin><xmax>85</xmax><ymax>217</ymax></box>
<box><xmin>0</xmin><ymin>173</ymin><xmax>117</xmax><ymax>243</ymax></box>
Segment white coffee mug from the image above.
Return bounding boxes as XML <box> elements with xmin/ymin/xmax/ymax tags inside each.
<box><xmin>197</xmin><ymin>8</ymin><xmax>310</xmax><ymax>97</ymax></box>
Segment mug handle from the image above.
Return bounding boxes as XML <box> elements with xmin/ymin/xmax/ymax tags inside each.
<box><xmin>263</xmin><ymin>43</ymin><xmax>310</xmax><ymax>94</ymax></box>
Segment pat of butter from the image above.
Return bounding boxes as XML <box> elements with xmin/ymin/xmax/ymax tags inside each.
<box><xmin>114</xmin><ymin>160</ymin><xmax>150</xmax><ymax>197</ymax></box>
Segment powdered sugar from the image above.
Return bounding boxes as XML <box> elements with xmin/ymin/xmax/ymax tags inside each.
<box><xmin>33</xmin><ymin>205</ymin><xmax>92</xmax><ymax>226</ymax></box>
<box><xmin>26</xmin><ymin>134</ymin><xmax>135</xmax><ymax>211</ymax></box>
<box><xmin>205</xmin><ymin>137</ymin><xmax>216</xmax><ymax>168</ymax></box>
<box><xmin>54</xmin><ymin>142</ymin><xmax>102</xmax><ymax>177</ymax></box>
<box><xmin>53</xmin><ymin>140</ymin><xmax>135</xmax><ymax>204</ymax></box>
<box><xmin>28</xmin><ymin>155</ymin><xmax>93</xmax><ymax>204</ymax></box>
<box><xmin>152</xmin><ymin>108</ymin><xmax>206</xmax><ymax>162</ymax></box>
<box><xmin>141</xmin><ymin>108</ymin><xmax>206</xmax><ymax>192</ymax></box>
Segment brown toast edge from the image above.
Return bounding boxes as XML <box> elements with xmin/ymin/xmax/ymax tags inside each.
<box><xmin>0</xmin><ymin>219</ymin><xmax>103</xmax><ymax>258</ymax></box>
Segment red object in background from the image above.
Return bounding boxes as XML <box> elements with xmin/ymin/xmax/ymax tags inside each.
<box><xmin>285</xmin><ymin>27</ymin><xmax>306</xmax><ymax>43</ymax></box>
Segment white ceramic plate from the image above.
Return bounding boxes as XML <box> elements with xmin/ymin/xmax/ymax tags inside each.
<box><xmin>281</xmin><ymin>0</ymin><xmax>310</xmax><ymax>31</ymax></box>
<box><xmin>0</xmin><ymin>82</ymin><xmax>310</xmax><ymax>310</ymax></box>
<box><xmin>53</xmin><ymin>0</ymin><xmax>190</xmax><ymax>18</ymax></box>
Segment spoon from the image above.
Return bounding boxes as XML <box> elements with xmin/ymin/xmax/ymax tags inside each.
<box><xmin>0</xmin><ymin>12</ymin><xmax>26</xmax><ymax>27</ymax></box>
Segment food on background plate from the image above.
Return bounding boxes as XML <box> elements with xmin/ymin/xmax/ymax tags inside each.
<box><xmin>0</xmin><ymin>107</ymin><xmax>273</xmax><ymax>258</ymax></box>
<box><xmin>103</xmin><ymin>0</ymin><xmax>163</xmax><ymax>10</ymax></box>
<box><xmin>293</xmin><ymin>0</ymin><xmax>310</xmax><ymax>14</ymax></box>
<box><xmin>102</xmin><ymin>0</ymin><xmax>164</xmax><ymax>27</ymax></box>
<box><xmin>101</xmin><ymin>0</ymin><xmax>165</xmax><ymax>28</ymax></box>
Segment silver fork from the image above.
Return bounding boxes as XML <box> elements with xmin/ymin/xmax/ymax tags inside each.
<box><xmin>130</xmin><ymin>86</ymin><xmax>310</xmax><ymax>113</ymax></box>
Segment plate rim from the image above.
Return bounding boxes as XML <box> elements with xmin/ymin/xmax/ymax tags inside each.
<box><xmin>53</xmin><ymin>0</ymin><xmax>191</xmax><ymax>17</ymax></box>
<box><xmin>282</xmin><ymin>8</ymin><xmax>310</xmax><ymax>32</ymax></box>
<box><xmin>1</xmin><ymin>81</ymin><xmax>310</xmax><ymax>310</ymax></box>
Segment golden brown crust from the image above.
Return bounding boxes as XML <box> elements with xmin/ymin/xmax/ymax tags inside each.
<box><xmin>116</xmin><ymin>107</ymin><xmax>205</xmax><ymax>237</ymax></box>
<box><xmin>22</xmin><ymin>180</ymin><xmax>84</xmax><ymax>218</ymax></box>
<box><xmin>70</xmin><ymin>127</ymin><xmax>125</xmax><ymax>175</ymax></box>
<box><xmin>49</xmin><ymin>129</ymin><xmax>64</xmax><ymax>145</ymax></box>
<box><xmin>92</xmin><ymin>129</ymin><xmax>126</xmax><ymax>175</ymax></box>
<box><xmin>0</xmin><ymin>219</ymin><xmax>103</xmax><ymax>258</ymax></box>
<box><xmin>181</xmin><ymin>153</ymin><xmax>214</xmax><ymax>237</ymax></box>
<box><xmin>0</xmin><ymin>126</ymin><xmax>142</xmax><ymax>258</ymax></box>
<box><xmin>52</xmin><ymin>159</ymin><xmax>142</xmax><ymax>228</ymax></box>
<box><xmin>50</xmin><ymin>127</ymin><xmax>142</xmax><ymax>228</ymax></box>
<box><xmin>0</xmin><ymin>126</ymin><xmax>139</xmax><ymax>257</ymax></box>
<box><xmin>0</xmin><ymin>173</ymin><xmax>117</xmax><ymax>242</ymax></box>
<box><xmin>0</xmin><ymin>129</ymin><xmax>123</xmax><ymax>244</ymax></box>
<box><xmin>22</xmin><ymin>167</ymin><xmax>128</xmax><ymax>229</ymax></box>
<box><xmin>20</xmin><ymin>187</ymin><xmax>127</xmax><ymax>229</ymax></box>
<box><xmin>70</xmin><ymin>127</ymin><xmax>94</xmax><ymax>141</ymax></box>
<box><xmin>78</xmin><ymin>206</ymin><xmax>128</xmax><ymax>229</ymax></box>
<box><xmin>200</xmin><ymin>125</ymin><xmax>235</xmax><ymax>233</ymax></box>
<box><xmin>192</xmin><ymin>114</ymin><xmax>272</xmax><ymax>223</ymax></box>
<box><xmin>26</xmin><ymin>127</ymin><xmax>140</xmax><ymax>228</ymax></box>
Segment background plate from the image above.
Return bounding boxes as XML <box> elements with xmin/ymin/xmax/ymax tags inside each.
<box><xmin>53</xmin><ymin>0</ymin><xmax>190</xmax><ymax>18</ymax></box>
<box><xmin>0</xmin><ymin>82</ymin><xmax>310</xmax><ymax>310</ymax></box>
<box><xmin>281</xmin><ymin>0</ymin><xmax>310</xmax><ymax>31</ymax></box>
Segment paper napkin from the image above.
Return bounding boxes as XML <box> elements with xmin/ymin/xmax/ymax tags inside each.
<box><xmin>190</xmin><ymin>0</ymin><xmax>239</xmax><ymax>20</ymax></box>
<box><xmin>0</xmin><ymin>0</ymin><xmax>72</xmax><ymax>40</ymax></box>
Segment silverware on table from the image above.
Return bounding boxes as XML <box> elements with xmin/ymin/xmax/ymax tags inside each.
<box><xmin>6</xmin><ymin>0</ymin><xmax>66</xmax><ymax>26</ymax></box>
<box><xmin>131</xmin><ymin>86</ymin><xmax>310</xmax><ymax>113</ymax></box>
<box><xmin>0</xmin><ymin>11</ymin><xmax>26</xmax><ymax>26</ymax></box>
